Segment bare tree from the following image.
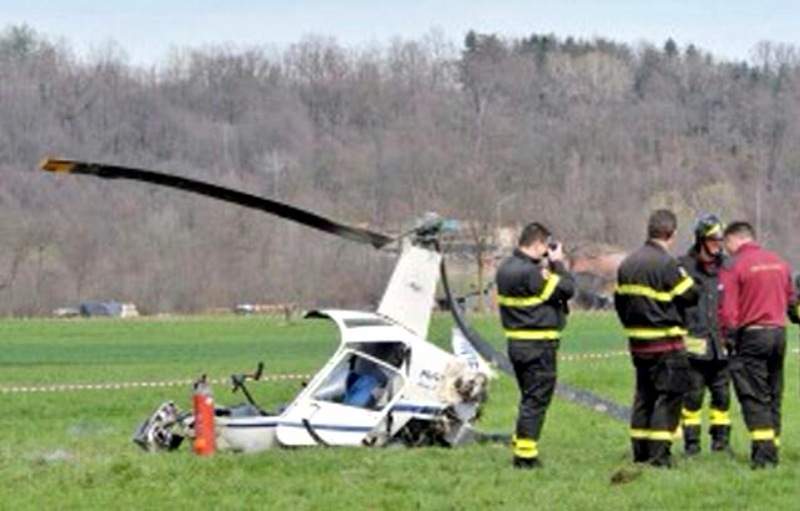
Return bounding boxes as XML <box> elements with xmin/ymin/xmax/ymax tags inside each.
<box><xmin>4</xmin><ymin>25</ymin><xmax>800</xmax><ymax>315</ymax></box>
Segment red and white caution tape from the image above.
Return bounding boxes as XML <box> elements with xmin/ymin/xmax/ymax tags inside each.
<box><xmin>0</xmin><ymin>352</ymin><xmax>633</xmax><ymax>394</ymax></box>
<box><xmin>0</xmin><ymin>351</ymin><xmax>630</xmax><ymax>394</ymax></box>
<box><xmin>8</xmin><ymin>347</ymin><xmax>796</xmax><ymax>394</ymax></box>
<box><xmin>559</xmin><ymin>350</ymin><xmax>628</xmax><ymax>362</ymax></box>
<box><xmin>0</xmin><ymin>373</ymin><xmax>310</xmax><ymax>394</ymax></box>
<box><xmin>559</xmin><ymin>347</ymin><xmax>800</xmax><ymax>362</ymax></box>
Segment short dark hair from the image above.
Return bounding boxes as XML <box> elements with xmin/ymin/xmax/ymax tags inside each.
<box><xmin>723</xmin><ymin>221</ymin><xmax>755</xmax><ymax>239</ymax></box>
<box><xmin>518</xmin><ymin>222</ymin><xmax>551</xmax><ymax>247</ymax></box>
<box><xmin>647</xmin><ymin>209</ymin><xmax>677</xmax><ymax>240</ymax></box>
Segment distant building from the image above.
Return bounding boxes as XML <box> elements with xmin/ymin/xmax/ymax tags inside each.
<box><xmin>568</xmin><ymin>245</ymin><xmax>626</xmax><ymax>310</ymax></box>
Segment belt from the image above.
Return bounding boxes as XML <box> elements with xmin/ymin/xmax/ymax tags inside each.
<box><xmin>742</xmin><ymin>325</ymin><xmax>783</xmax><ymax>331</ymax></box>
<box><xmin>629</xmin><ymin>337</ymin><xmax>684</xmax><ymax>354</ymax></box>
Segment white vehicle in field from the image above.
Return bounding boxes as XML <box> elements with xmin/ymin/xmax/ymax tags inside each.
<box><xmin>39</xmin><ymin>159</ymin><xmax>499</xmax><ymax>452</ymax></box>
<box><xmin>135</xmin><ymin>237</ymin><xmax>493</xmax><ymax>452</ymax></box>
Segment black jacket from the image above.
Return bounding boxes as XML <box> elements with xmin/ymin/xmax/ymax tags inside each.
<box><xmin>496</xmin><ymin>248</ymin><xmax>575</xmax><ymax>341</ymax></box>
<box><xmin>677</xmin><ymin>250</ymin><xmax>726</xmax><ymax>361</ymax></box>
<box><xmin>614</xmin><ymin>240</ymin><xmax>700</xmax><ymax>350</ymax></box>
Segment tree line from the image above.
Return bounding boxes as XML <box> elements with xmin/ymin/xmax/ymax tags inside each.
<box><xmin>1</xmin><ymin>24</ymin><xmax>799</xmax><ymax>316</ymax></box>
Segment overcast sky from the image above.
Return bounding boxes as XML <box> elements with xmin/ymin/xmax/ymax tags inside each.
<box><xmin>2</xmin><ymin>1</ymin><xmax>798</xmax><ymax>66</ymax></box>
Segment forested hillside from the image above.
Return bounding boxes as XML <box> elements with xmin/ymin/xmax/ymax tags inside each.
<box><xmin>1</xmin><ymin>25</ymin><xmax>798</xmax><ymax>315</ymax></box>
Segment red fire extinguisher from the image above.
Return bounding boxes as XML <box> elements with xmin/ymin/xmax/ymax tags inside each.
<box><xmin>193</xmin><ymin>374</ymin><xmax>216</xmax><ymax>455</ymax></box>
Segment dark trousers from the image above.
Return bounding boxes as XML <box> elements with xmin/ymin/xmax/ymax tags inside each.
<box><xmin>729</xmin><ymin>328</ymin><xmax>785</xmax><ymax>466</ymax></box>
<box><xmin>683</xmin><ymin>358</ymin><xmax>731</xmax><ymax>448</ymax></box>
<box><xmin>630</xmin><ymin>349</ymin><xmax>690</xmax><ymax>465</ymax></box>
<box><xmin>509</xmin><ymin>340</ymin><xmax>557</xmax><ymax>459</ymax></box>
<box><xmin>685</xmin><ymin>358</ymin><xmax>731</xmax><ymax>413</ymax></box>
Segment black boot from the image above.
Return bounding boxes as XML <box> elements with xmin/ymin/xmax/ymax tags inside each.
<box><xmin>632</xmin><ymin>438</ymin><xmax>650</xmax><ymax>463</ymax></box>
<box><xmin>648</xmin><ymin>440</ymin><xmax>673</xmax><ymax>468</ymax></box>
<box><xmin>683</xmin><ymin>425</ymin><xmax>701</xmax><ymax>455</ymax></box>
<box><xmin>751</xmin><ymin>440</ymin><xmax>778</xmax><ymax>469</ymax></box>
<box><xmin>513</xmin><ymin>456</ymin><xmax>542</xmax><ymax>469</ymax></box>
<box><xmin>710</xmin><ymin>425</ymin><xmax>731</xmax><ymax>452</ymax></box>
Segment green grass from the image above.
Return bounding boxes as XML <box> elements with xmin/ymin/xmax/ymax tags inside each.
<box><xmin>1</xmin><ymin>313</ymin><xmax>799</xmax><ymax>510</ymax></box>
<box><xmin>0</xmin><ymin>316</ymin><xmax>338</xmax><ymax>382</ymax></box>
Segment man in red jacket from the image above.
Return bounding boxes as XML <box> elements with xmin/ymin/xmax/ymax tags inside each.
<box><xmin>719</xmin><ymin>221</ymin><xmax>797</xmax><ymax>468</ymax></box>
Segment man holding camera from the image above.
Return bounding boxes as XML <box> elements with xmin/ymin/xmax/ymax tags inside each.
<box><xmin>495</xmin><ymin>222</ymin><xmax>575</xmax><ymax>469</ymax></box>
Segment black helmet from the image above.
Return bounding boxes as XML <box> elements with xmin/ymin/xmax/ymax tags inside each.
<box><xmin>694</xmin><ymin>213</ymin><xmax>724</xmax><ymax>242</ymax></box>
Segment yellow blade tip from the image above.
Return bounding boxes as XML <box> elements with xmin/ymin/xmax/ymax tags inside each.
<box><xmin>40</xmin><ymin>158</ymin><xmax>76</xmax><ymax>173</ymax></box>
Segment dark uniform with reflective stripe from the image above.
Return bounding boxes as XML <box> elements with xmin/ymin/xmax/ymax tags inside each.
<box><xmin>677</xmin><ymin>250</ymin><xmax>731</xmax><ymax>453</ymax></box>
<box><xmin>719</xmin><ymin>242</ymin><xmax>796</xmax><ymax>468</ymax></box>
<box><xmin>496</xmin><ymin>248</ymin><xmax>575</xmax><ymax>464</ymax></box>
<box><xmin>614</xmin><ymin>240</ymin><xmax>699</xmax><ymax>466</ymax></box>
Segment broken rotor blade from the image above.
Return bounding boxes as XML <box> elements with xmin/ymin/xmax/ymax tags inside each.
<box><xmin>39</xmin><ymin>158</ymin><xmax>394</xmax><ymax>249</ymax></box>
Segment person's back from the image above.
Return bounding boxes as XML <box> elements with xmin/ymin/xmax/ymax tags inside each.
<box><xmin>615</xmin><ymin>240</ymin><xmax>696</xmax><ymax>350</ymax></box>
<box><xmin>613</xmin><ymin>209</ymin><xmax>698</xmax><ymax>468</ymax></box>
<box><xmin>722</xmin><ymin>243</ymin><xmax>792</xmax><ymax>328</ymax></box>
<box><xmin>720</xmin><ymin>221</ymin><xmax>795</xmax><ymax>469</ymax></box>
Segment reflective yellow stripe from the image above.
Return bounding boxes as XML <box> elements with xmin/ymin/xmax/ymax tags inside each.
<box><xmin>649</xmin><ymin>430</ymin><xmax>674</xmax><ymax>441</ymax></box>
<box><xmin>615</xmin><ymin>284</ymin><xmax>673</xmax><ymax>302</ymax></box>
<box><xmin>682</xmin><ymin>408</ymin><xmax>702</xmax><ymax>426</ymax></box>
<box><xmin>615</xmin><ymin>275</ymin><xmax>694</xmax><ymax>302</ymax></box>
<box><xmin>540</xmin><ymin>274</ymin><xmax>561</xmax><ymax>301</ymax></box>
<box><xmin>624</xmin><ymin>326</ymin><xmax>688</xmax><ymax>339</ymax></box>
<box><xmin>498</xmin><ymin>296</ymin><xmax>542</xmax><ymax>307</ymax></box>
<box><xmin>670</xmin><ymin>275</ymin><xmax>694</xmax><ymax>297</ymax></box>
<box><xmin>751</xmin><ymin>429</ymin><xmax>775</xmax><ymax>441</ymax></box>
<box><xmin>709</xmin><ymin>408</ymin><xmax>731</xmax><ymax>426</ymax></box>
<box><xmin>630</xmin><ymin>429</ymin><xmax>678</xmax><ymax>440</ymax></box>
<box><xmin>505</xmin><ymin>329</ymin><xmax>561</xmax><ymax>340</ymax></box>
<box><xmin>704</xmin><ymin>223</ymin><xmax>722</xmax><ymax>237</ymax></box>
<box><xmin>498</xmin><ymin>274</ymin><xmax>561</xmax><ymax>307</ymax></box>
<box><xmin>775</xmin><ymin>437</ymin><xmax>781</xmax><ymax>448</ymax></box>
<box><xmin>685</xmin><ymin>336</ymin><xmax>707</xmax><ymax>355</ymax></box>
<box><xmin>513</xmin><ymin>437</ymin><xmax>539</xmax><ymax>458</ymax></box>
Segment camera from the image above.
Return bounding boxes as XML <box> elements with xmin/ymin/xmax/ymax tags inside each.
<box><xmin>545</xmin><ymin>239</ymin><xmax>562</xmax><ymax>260</ymax></box>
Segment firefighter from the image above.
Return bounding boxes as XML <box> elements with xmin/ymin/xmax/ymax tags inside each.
<box><xmin>496</xmin><ymin>222</ymin><xmax>575</xmax><ymax>469</ymax></box>
<box><xmin>678</xmin><ymin>214</ymin><xmax>731</xmax><ymax>454</ymax></box>
<box><xmin>719</xmin><ymin>221</ymin><xmax>798</xmax><ymax>469</ymax></box>
<box><xmin>614</xmin><ymin>209</ymin><xmax>699</xmax><ymax>467</ymax></box>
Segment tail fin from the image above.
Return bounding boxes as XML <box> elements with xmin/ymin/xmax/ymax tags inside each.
<box><xmin>377</xmin><ymin>244</ymin><xmax>441</xmax><ymax>339</ymax></box>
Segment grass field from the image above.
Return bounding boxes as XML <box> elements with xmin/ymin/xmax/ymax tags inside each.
<box><xmin>1</xmin><ymin>312</ymin><xmax>799</xmax><ymax>510</ymax></box>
